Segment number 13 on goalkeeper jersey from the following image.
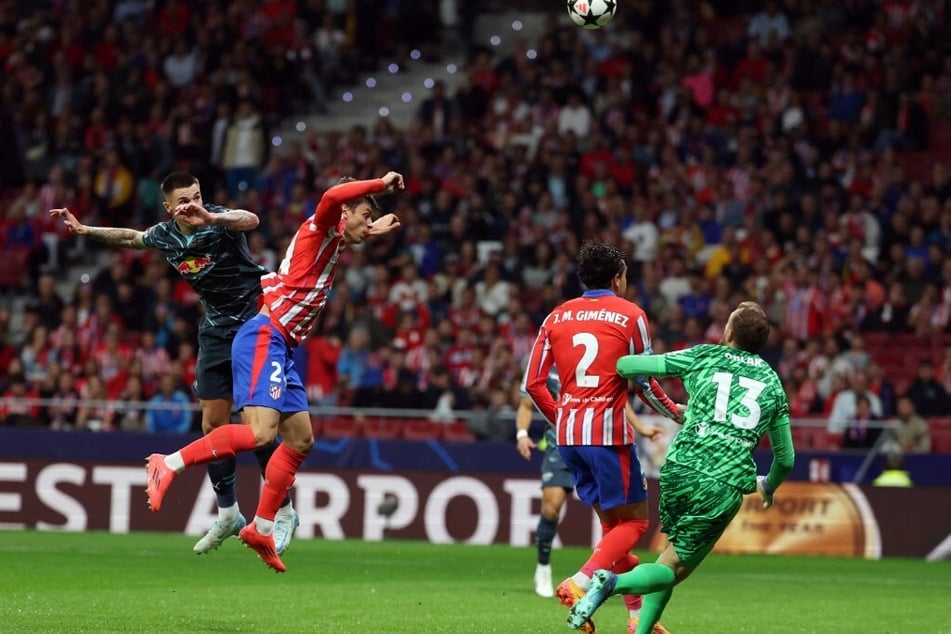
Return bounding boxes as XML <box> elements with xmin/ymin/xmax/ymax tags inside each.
<box><xmin>524</xmin><ymin>289</ymin><xmax>678</xmax><ymax>446</ymax></box>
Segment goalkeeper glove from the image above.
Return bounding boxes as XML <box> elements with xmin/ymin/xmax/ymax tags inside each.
<box><xmin>756</xmin><ymin>476</ymin><xmax>774</xmax><ymax>509</ymax></box>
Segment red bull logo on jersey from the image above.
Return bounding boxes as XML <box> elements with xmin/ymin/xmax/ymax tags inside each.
<box><xmin>176</xmin><ymin>256</ymin><xmax>213</xmax><ymax>274</ymax></box>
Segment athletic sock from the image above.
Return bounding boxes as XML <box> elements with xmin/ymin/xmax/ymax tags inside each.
<box><xmin>206</xmin><ymin>457</ymin><xmax>238</xmax><ymax>509</ymax></box>
<box><xmin>177</xmin><ymin>424</ymin><xmax>258</xmax><ymax>468</ymax></box>
<box><xmin>218</xmin><ymin>503</ymin><xmax>239</xmax><ymax>523</ymax></box>
<box><xmin>164</xmin><ymin>452</ymin><xmax>185</xmax><ymax>473</ymax></box>
<box><xmin>624</xmin><ymin>594</ymin><xmax>642</xmax><ymax>614</ymax></box>
<box><xmin>536</xmin><ymin>515</ymin><xmax>558</xmax><ymax>565</ymax></box>
<box><xmin>254</xmin><ymin>517</ymin><xmax>275</xmax><ymax>536</ymax></box>
<box><xmin>254</xmin><ymin>439</ymin><xmax>293</xmax><ymax>508</ymax></box>
<box><xmin>571</xmin><ymin>572</ymin><xmax>591</xmax><ymax>591</ymax></box>
<box><xmin>255</xmin><ymin>443</ymin><xmax>306</xmax><ymax>523</ymax></box>
<box><xmin>613</xmin><ymin>563</ymin><xmax>675</xmax><ymax>596</ymax></box>
<box><xmin>581</xmin><ymin>519</ymin><xmax>649</xmax><ymax>577</ymax></box>
<box><xmin>611</xmin><ymin>552</ymin><xmax>643</xmax><ymax>614</ymax></box>
<box><xmin>635</xmin><ymin>586</ymin><xmax>674</xmax><ymax>634</ymax></box>
<box><xmin>612</xmin><ymin>552</ymin><xmax>640</xmax><ymax>573</ymax></box>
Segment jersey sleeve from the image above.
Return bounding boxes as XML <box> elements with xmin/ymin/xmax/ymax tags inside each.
<box><xmin>524</xmin><ymin>319</ymin><xmax>557</xmax><ymax>425</ymax></box>
<box><xmin>313</xmin><ymin>178</ymin><xmax>386</xmax><ymax>227</ymax></box>
<box><xmin>620</xmin><ymin>313</ymin><xmax>681</xmax><ymax>419</ymax></box>
<box><xmin>140</xmin><ymin>223</ymin><xmax>165</xmax><ymax>249</ymax></box>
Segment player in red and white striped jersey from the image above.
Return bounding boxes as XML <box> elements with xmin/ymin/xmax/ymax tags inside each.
<box><xmin>525</xmin><ymin>241</ymin><xmax>680</xmax><ymax>634</ymax></box>
<box><xmin>145</xmin><ymin>172</ymin><xmax>404</xmax><ymax>572</ymax></box>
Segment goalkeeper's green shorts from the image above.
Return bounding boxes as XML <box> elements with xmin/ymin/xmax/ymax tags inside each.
<box><xmin>658</xmin><ymin>462</ymin><xmax>743</xmax><ymax>567</ymax></box>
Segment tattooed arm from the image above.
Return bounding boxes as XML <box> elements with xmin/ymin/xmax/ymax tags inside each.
<box><xmin>50</xmin><ymin>208</ymin><xmax>147</xmax><ymax>249</ymax></box>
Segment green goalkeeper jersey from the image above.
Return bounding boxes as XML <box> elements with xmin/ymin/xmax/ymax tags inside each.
<box><xmin>618</xmin><ymin>344</ymin><xmax>792</xmax><ymax>494</ymax></box>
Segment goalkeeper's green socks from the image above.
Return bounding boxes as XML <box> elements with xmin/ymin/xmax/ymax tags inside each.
<box><xmin>611</xmin><ymin>564</ymin><xmax>676</xmax><ymax>634</ymax></box>
<box><xmin>612</xmin><ymin>562</ymin><xmax>675</xmax><ymax>595</ymax></box>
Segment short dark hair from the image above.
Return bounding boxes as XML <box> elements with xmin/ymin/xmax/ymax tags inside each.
<box><xmin>731</xmin><ymin>301</ymin><xmax>771</xmax><ymax>353</ymax></box>
<box><xmin>336</xmin><ymin>177</ymin><xmax>382</xmax><ymax>213</ymax></box>
<box><xmin>577</xmin><ymin>241</ymin><xmax>626</xmax><ymax>290</ymax></box>
<box><xmin>160</xmin><ymin>172</ymin><xmax>199</xmax><ymax>197</ymax></box>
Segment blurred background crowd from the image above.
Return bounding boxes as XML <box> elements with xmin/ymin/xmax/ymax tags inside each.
<box><xmin>0</xmin><ymin>0</ymin><xmax>948</xmax><ymax>453</ymax></box>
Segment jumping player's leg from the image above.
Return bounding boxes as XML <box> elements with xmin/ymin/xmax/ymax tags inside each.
<box><xmin>238</xmin><ymin>410</ymin><xmax>312</xmax><ymax>573</ymax></box>
<box><xmin>238</xmin><ymin>354</ymin><xmax>311</xmax><ymax>572</ymax></box>
<box><xmin>145</xmin><ymin>315</ymin><xmax>285</xmax><ymax>512</ymax></box>
<box><xmin>196</xmin><ymin>328</ymin><xmax>285</xmax><ymax>514</ymax></box>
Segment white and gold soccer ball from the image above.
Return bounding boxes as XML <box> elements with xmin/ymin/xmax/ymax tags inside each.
<box><xmin>566</xmin><ymin>0</ymin><xmax>617</xmax><ymax>29</ymax></box>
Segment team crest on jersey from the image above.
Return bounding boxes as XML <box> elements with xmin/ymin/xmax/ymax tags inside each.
<box><xmin>176</xmin><ymin>256</ymin><xmax>213</xmax><ymax>274</ymax></box>
<box><xmin>696</xmin><ymin>422</ymin><xmax>709</xmax><ymax>437</ymax></box>
<box><xmin>269</xmin><ymin>384</ymin><xmax>282</xmax><ymax>400</ymax></box>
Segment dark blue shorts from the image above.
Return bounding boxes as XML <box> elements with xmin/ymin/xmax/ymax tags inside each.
<box><xmin>540</xmin><ymin>429</ymin><xmax>573</xmax><ymax>490</ymax></box>
<box><xmin>231</xmin><ymin>313</ymin><xmax>308</xmax><ymax>414</ymax></box>
<box><xmin>557</xmin><ymin>444</ymin><xmax>647</xmax><ymax>511</ymax></box>
<box><xmin>195</xmin><ymin>324</ymin><xmax>240</xmax><ymax>400</ymax></box>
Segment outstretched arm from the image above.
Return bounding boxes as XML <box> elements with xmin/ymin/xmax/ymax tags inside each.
<box><xmin>617</xmin><ymin>352</ymin><xmax>685</xmax><ymax>422</ymax></box>
<box><xmin>314</xmin><ymin>171</ymin><xmax>405</xmax><ymax>226</ymax></box>
<box><xmin>50</xmin><ymin>208</ymin><xmax>147</xmax><ymax>249</ymax></box>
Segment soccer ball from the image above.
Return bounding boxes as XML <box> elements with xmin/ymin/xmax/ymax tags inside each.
<box><xmin>566</xmin><ymin>0</ymin><xmax>617</xmax><ymax>29</ymax></box>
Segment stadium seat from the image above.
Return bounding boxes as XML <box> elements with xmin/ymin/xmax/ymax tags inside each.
<box><xmin>442</xmin><ymin>420</ymin><xmax>476</xmax><ymax>442</ymax></box>
<box><xmin>402</xmin><ymin>418</ymin><xmax>442</xmax><ymax>441</ymax></box>
<box><xmin>309</xmin><ymin>416</ymin><xmax>324</xmax><ymax>437</ymax></box>
<box><xmin>813</xmin><ymin>430</ymin><xmax>844</xmax><ymax>451</ymax></box>
<box><xmin>362</xmin><ymin>417</ymin><xmax>402</xmax><ymax>440</ymax></box>
<box><xmin>929</xmin><ymin>417</ymin><xmax>951</xmax><ymax>431</ymax></box>
<box><xmin>320</xmin><ymin>417</ymin><xmax>363</xmax><ymax>439</ymax></box>
<box><xmin>930</xmin><ymin>429</ymin><xmax>951</xmax><ymax>454</ymax></box>
<box><xmin>791</xmin><ymin>426</ymin><xmax>814</xmax><ymax>449</ymax></box>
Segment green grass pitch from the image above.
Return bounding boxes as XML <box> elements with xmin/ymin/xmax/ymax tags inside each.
<box><xmin>1</xmin><ymin>531</ymin><xmax>947</xmax><ymax>633</ymax></box>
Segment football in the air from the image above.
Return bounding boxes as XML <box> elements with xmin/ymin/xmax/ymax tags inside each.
<box><xmin>566</xmin><ymin>0</ymin><xmax>617</xmax><ymax>29</ymax></box>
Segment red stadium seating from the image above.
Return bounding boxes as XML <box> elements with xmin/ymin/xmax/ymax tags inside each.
<box><xmin>442</xmin><ymin>420</ymin><xmax>476</xmax><ymax>442</ymax></box>
<box><xmin>362</xmin><ymin>417</ymin><xmax>402</xmax><ymax>440</ymax></box>
<box><xmin>320</xmin><ymin>417</ymin><xmax>363</xmax><ymax>440</ymax></box>
<box><xmin>402</xmin><ymin>418</ymin><xmax>442</xmax><ymax>441</ymax></box>
<box><xmin>930</xmin><ymin>428</ymin><xmax>951</xmax><ymax>454</ymax></box>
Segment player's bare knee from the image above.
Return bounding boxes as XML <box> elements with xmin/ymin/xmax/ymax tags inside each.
<box><xmin>541</xmin><ymin>501</ymin><xmax>561</xmax><ymax>520</ymax></box>
<box><xmin>201</xmin><ymin>417</ymin><xmax>229</xmax><ymax>434</ymax></box>
<box><xmin>288</xmin><ymin>434</ymin><xmax>314</xmax><ymax>454</ymax></box>
<box><xmin>251</xmin><ymin>425</ymin><xmax>279</xmax><ymax>447</ymax></box>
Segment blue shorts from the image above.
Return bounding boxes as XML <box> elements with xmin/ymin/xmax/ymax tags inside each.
<box><xmin>557</xmin><ymin>444</ymin><xmax>647</xmax><ymax>511</ymax></box>
<box><xmin>231</xmin><ymin>313</ymin><xmax>308</xmax><ymax>414</ymax></box>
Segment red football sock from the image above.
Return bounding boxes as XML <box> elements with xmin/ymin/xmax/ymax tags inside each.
<box><xmin>614</xmin><ymin>552</ymin><xmax>643</xmax><ymax>611</ymax></box>
<box><xmin>179</xmin><ymin>424</ymin><xmax>258</xmax><ymax>467</ymax></box>
<box><xmin>256</xmin><ymin>443</ymin><xmax>307</xmax><ymax>521</ymax></box>
<box><xmin>581</xmin><ymin>519</ymin><xmax>649</xmax><ymax>577</ymax></box>
<box><xmin>623</xmin><ymin>593</ymin><xmax>643</xmax><ymax>612</ymax></box>
<box><xmin>612</xmin><ymin>552</ymin><xmax>640</xmax><ymax>574</ymax></box>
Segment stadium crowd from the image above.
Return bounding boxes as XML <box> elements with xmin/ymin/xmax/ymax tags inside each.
<box><xmin>0</xmin><ymin>1</ymin><xmax>948</xmax><ymax>451</ymax></box>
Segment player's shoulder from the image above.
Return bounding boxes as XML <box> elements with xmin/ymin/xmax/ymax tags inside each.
<box><xmin>611</xmin><ymin>294</ymin><xmax>646</xmax><ymax>312</ymax></box>
<box><xmin>143</xmin><ymin>219</ymin><xmax>174</xmax><ymax>241</ymax></box>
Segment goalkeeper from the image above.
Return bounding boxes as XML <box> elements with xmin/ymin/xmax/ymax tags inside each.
<box><xmin>568</xmin><ymin>301</ymin><xmax>795</xmax><ymax>633</ymax></box>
